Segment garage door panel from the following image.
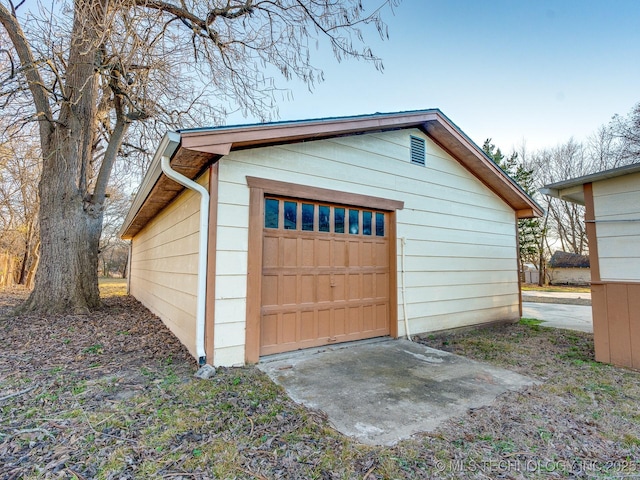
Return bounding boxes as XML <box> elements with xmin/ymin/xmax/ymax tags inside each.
<box><xmin>362</xmin><ymin>242</ymin><xmax>373</xmax><ymax>266</ymax></box>
<box><xmin>363</xmin><ymin>273</ymin><xmax>374</xmax><ymax>298</ymax></box>
<box><xmin>282</xmin><ymin>275</ymin><xmax>298</xmax><ymax>304</ymax></box>
<box><xmin>263</xmin><ymin>236</ymin><xmax>279</xmax><ymax>268</ymax></box>
<box><xmin>281</xmin><ymin>312</ymin><xmax>297</xmax><ymax>344</ymax></box>
<box><xmin>363</xmin><ymin>305</ymin><xmax>374</xmax><ymax>331</ymax></box>
<box><xmin>317</xmin><ymin>239</ymin><xmax>331</xmax><ymax>266</ymax></box>
<box><xmin>300</xmin><ymin>310</ymin><xmax>316</xmax><ymax>341</ymax></box>
<box><xmin>262</xmin><ymin>314</ymin><xmax>278</xmax><ymax>347</ymax></box>
<box><xmin>283</xmin><ymin>238</ymin><xmax>297</xmax><ymax>267</ymax></box>
<box><xmin>334</xmin><ymin>308</ymin><xmax>346</xmax><ymax>336</ymax></box>
<box><xmin>376</xmin><ymin>274</ymin><xmax>388</xmax><ymax>298</ymax></box>
<box><xmin>348</xmin><ymin>241</ymin><xmax>360</xmax><ymax>267</ymax></box>
<box><xmin>317</xmin><ymin>275</ymin><xmax>332</xmax><ymax>302</ymax></box>
<box><xmin>348</xmin><ymin>274</ymin><xmax>360</xmax><ymax>300</ymax></box>
<box><xmin>262</xmin><ymin>275</ymin><xmax>278</xmax><ymax>306</ymax></box>
<box><xmin>375</xmin><ymin>243</ymin><xmax>388</xmax><ymax>267</ymax></box>
<box><xmin>334</xmin><ymin>240</ymin><xmax>347</xmax><ymax>267</ymax></box>
<box><xmin>300</xmin><ymin>275</ymin><xmax>315</xmax><ymax>303</ymax></box>
<box><xmin>260</xmin><ymin>197</ymin><xmax>391</xmax><ymax>356</ymax></box>
<box><xmin>347</xmin><ymin>306</ymin><xmax>361</xmax><ymax>334</ymax></box>
<box><xmin>318</xmin><ymin>309</ymin><xmax>331</xmax><ymax>338</ymax></box>
<box><xmin>302</xmin><ymin>238</ymin><xmax>314</xmax><ymax>266</ymax></box>
<box><xmin>376</xmin><ymin>304</ymin><xmax>388</xmax><ymax>330</ymax></box>
<box><xmin>333</xmin><ymin>274</ymin><xmax>346</xmax><ymax>301</ymax></box>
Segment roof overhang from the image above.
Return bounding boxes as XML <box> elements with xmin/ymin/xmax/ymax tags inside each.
<box><xmin>540</xmin><ymin>162</ymin><xmax>640</xmax><ymax>206</ymax></box>
<box><xmin>120</xmin><ymin>109</ymin><xmax>544</xmax><ymax>239</ymax></box>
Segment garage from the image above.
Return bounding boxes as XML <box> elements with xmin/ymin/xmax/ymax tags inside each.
<box><xmin>122</xmin><ymin>110</ymin><xmax>543</xmax><ymax>367</ymax></box>
<box><xmin>260</xmin><ymin>196</ymin><xmax>392</xmax><ymax>355</ymax></box>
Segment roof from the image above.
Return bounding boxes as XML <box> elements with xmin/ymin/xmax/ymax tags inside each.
<box><xmin>120</xmin><ymin>109</ymin><xmax>544</xmax><ymax>239</ymax></box>
<box><xmin>540</xmin><ymin>162</ymin><xmax>640</xmax><ymax>205</ymax></box>
<box><xmin>548</xmin><ymin>251</ymin><xmax>590</xmax><ymax>269</ymax></box>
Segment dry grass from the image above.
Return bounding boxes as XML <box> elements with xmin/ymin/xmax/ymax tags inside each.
<box><xmin>522</xmin><ymin>284</ymin><xmax>591</xmax><ymax>293</ymax></box>
<box><xmin>1</xmin><ymin>289</ymin><xmax>639</xmax><ymax>479</ymax></box>
<box><xmin>98</xmin><ymin>278</ymin><xmax>127</xmax><ymax>298</ymax></box>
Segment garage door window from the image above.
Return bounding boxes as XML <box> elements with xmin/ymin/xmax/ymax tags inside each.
<box><xmin>264</xmin><ymin>197</ymin><xmax>385</xmax><ymax>237</ymax></box>
<box><xmin>264</xmin><ymin>198</ymin><xmax>279</xmax><ymax>229</ymax></box>
<box><xmin>376</xmin><ymin>212</ymin><xmax>385</xmax><ymax>236</ymax></box>
<box><xmin>319</xmin><ymin>205</ymin><xmax>330</xmax><ymax>232</ymax></box>
<box><xmin>335</xmin><ymin>207</ymin><xmax>345</xmax><ymax>233</ymax></box>
<box><xmin>302</xmin><ymin>203</ymin><xmax>314</xmax><ymax>231</ymax></box>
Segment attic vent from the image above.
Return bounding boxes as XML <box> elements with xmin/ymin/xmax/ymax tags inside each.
<box><xmin>410</xmin><ymin>135</ymin><xmax>426</xmax><ymax>166</ymax></box>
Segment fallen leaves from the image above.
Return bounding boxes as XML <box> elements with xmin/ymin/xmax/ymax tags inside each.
<box><xmin>1</xmin><ymin>287</ymin><xmax>639</xmax><ymax>479</ymax></box>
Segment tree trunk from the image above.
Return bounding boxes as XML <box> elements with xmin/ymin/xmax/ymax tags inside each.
<box><xmin>25</xmin><ymin>240</ymin><xmax>39</xmax><ymax>289</ymax></box>
<box><xmin>18</xmin><ymin>218</ymin><xmax>36</xmax><ymax>285</ymax></box>
<box><xmin>21</xmin><ymin>128</ymin><xmax>103</xmax><ymax>314</ymax></box>
<box><xmin>18</xmin><ymin>2</ymin><xmax>105</xmax><ymax>314</ymax></box>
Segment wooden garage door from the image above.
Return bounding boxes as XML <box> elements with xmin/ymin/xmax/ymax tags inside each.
<box><xmin>260</xmin><ymin>197</ymin><xmax>391</xmax><ymax>356</ymax></box>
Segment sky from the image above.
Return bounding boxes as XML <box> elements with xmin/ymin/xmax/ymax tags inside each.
<box><xmin>229</xmin><ymin>0</ymin><xmax>640</xmax><ymax>153</ymax></box>
<box><xmin>12</xmin><ymin>0</ymin><xmax>640</xmax><ymax>153</ymax></box>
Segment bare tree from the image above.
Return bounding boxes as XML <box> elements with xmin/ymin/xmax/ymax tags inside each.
<box><xmin>0</xmin><ymin>124</ymin><xmax>40</xmax><ymax>287</ymax></box>
<box><xmin>530</xmin><ymin>140</ymin><xmax>589</xmax><ymax>255</ymax></box>
<box><xmin>531</xmin><ymin>110</ymin><xmax>640</xmax><ymax>263</ymax></box>
<box><xmin>0</xmin><ymin>0</ymin><xmax>396</xmax><ymax>313</ymax></box>
<box><xmin>99</xmin><ymin>186</ymin><xmax>131</xmax><ymax>278</ymax></box>
<box><xmin>610</xmin><ymin>102</ymin><xmax>640</xmax><ymax>164</ymax></box>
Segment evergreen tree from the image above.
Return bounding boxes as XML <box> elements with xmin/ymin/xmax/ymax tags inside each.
<box><xmin>482</xmin><ymin>139</ymin><xmax>544</xmax><ymax>282</ymax></box>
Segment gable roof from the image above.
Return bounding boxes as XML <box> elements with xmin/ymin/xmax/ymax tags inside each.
<box><xmin>548</xmin><ymin>251</ymin><xmax>590</xmax><ymax>269</ymax></box>
<box><xmin>120</xmin><ymin>109</ymin><xmax>543</xmax><ymax>239</ymax></box>
<box><xmin>541</xmin><ymin>162</ymin><xmax>640</xmax><ymax>205</ymax></box>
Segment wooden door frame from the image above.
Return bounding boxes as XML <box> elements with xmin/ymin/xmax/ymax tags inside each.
<box><xmin>204</xmin><ymin>163</ymin><xmax>219</xmax><ymax>366</ymax></box>
<box><xmin>244</xmin><ymin>176</ymin><xmax>404</xmax><ymax>363</ymax></box>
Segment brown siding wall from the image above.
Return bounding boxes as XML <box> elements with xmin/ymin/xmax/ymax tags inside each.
<box><xmin>585</xmin><ymin>182</ymin><xmax>640</xmax><ymax>370</ymax></box>
<box><xmin>591</xmin><ymin>282</ymin><xmax>640</xmax><ymax>370</ymax></box>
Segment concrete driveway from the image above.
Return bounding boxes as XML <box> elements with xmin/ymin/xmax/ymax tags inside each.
<box><xmin>522</xmin><ymin>290</ymin><xmax>593</xmax><ymax>333</ymax></box>
<box><xmin>522</xmin><ymin>302</ymin><xmax>593</xmax><ymax>332</ymax></box>
<box><xmin>258</xmin><ymin>339</ymin><xmax>536</xmax><ymax>446</ymax></box>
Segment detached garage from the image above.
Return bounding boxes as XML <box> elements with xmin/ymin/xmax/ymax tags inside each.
<box><xmin>542</xmin><ymin>163</ymin><xmax>640</xmax><ymax>370</ymax></box>
<box><xmin>120</xmin><ymin>109</ymin><xmax>543</xmax><ymax>367</ymax></box>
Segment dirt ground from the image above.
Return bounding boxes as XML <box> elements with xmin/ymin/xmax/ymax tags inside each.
<box><xmin>1</xmin><ymin>287</ymin><xmax>639</xmax><ymax>479</ymax></box>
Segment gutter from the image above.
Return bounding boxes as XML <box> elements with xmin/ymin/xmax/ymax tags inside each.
<box><xmin>121</xmin><ymin>131</ymin><xmax>210</xmax><ymax>366</ymax></box>
<box><xmin>160</xmin><ymin>152</ymin><xmax>209</xmax><ymax>366</ymax></box>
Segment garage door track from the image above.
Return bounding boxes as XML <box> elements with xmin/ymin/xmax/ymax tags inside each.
<box><xmin>258</xmin><ymin>339</ymin><xmax>536</xmax><ymax>445</ymax></box>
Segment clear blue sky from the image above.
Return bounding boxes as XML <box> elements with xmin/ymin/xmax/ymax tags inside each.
<box><xmin>231</xmin><ymin>0</ymin><xmax>640</xmax><ymax>153</ymax></box>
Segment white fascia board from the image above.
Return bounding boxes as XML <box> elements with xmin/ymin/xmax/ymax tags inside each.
<box><xmin>119</xmin><ymin>132</ymin><xmax>181</xmax><ymax>238</ymax></box>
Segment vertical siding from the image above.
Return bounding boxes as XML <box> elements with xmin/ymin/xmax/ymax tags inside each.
<box><xmin>593</xmin><ymin>172</ymin><xmax>640</xmax><ymax>281</ymax></box>
<box><xmin>214</xmin><ymin>129</ymin><xmax>518</xmax><ymax>365</ymax></box>
<box><xmin>130</xmin><ymin>171</ymin><xmax>209</xmax><ymax>359</ymax></box>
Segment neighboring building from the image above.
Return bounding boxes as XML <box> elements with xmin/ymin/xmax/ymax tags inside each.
<box><xmin>522</xmin><ymin>263</ymin><xmax>540</xmax><ymax>284</ymax></box>
<box><xmin>120</xmin><ymin>110</ymin><xmax>543</xmax><ymax>367</ymax></box>
<box><xmin>546</xmin><ymin>251</ymin><xmax>591</xmax><ymax>286</ymax></box>
<box><xmin>542</xmin><ymin>163</ymin><xmax>640</xmax><ymax>370</ymax></box>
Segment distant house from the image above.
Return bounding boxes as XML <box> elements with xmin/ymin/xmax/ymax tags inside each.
<box><xmin>120</xmin><ymin>109</ymin><xmax>542</xmax><ymax>367</ymax></box>
<box><xmin>542</xmin><ymin>163</ymin><xmax>640</xmax><ymax>370</ymax></box>
<box><xmin>546</xmin><ymin>251</ymin><xmax>590</xmax><ymax>286</ymax></box>
<box><xmin>522</xmin><ymin>263</ymin><xmax>540</xmax><ymax>284</ymax></box>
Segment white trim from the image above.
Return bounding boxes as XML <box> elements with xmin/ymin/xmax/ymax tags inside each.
<box><xmin>118</xmin><ymin>132</ymin><xmax>181</xmax><ymax>237</ymax></box>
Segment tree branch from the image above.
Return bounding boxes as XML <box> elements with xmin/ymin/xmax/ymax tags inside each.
<box><xmin>91</xmin><ymin>96</ymin><xmax>128</xmax><ymax>207</ymax></box>
<box><xmin>0</xmin><ymin>3</ymin><xmax>53</xmax><ymax>140</ymax></box>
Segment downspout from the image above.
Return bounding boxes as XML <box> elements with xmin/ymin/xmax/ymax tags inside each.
<box><xmin>161</xmin><ymin>155</ymin><xmax>209</xmax><ymax>366</ymax></box>
<box><xmin>400</xmin><ymin>237</ymin><xmax>411</xmax><ymax>341</ymax></box>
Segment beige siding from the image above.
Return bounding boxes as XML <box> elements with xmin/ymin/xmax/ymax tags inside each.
<box><xmin>130</xmin><ymin>171</ymin><xmax>209</xmax><ymax>358</ymax></box>
<box><xmin>214</xmin><ymin>129</ymin><xmax>518</xmax><ymax>365</ymax></box>
<box><xmin>548</xmin><ymin>267</ymin><xmax>591</xmax><ymax>285</ymax></box>
<box><xmin>593</xmin><ymin>172</ymin><xmax>640</xmax><ymax>281</ymax></box>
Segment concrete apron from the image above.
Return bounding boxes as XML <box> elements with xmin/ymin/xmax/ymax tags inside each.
<box><xmin>258</xmin><ymin>339</ymin><xmax>537</xmax><ymax>446</ymax></box>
